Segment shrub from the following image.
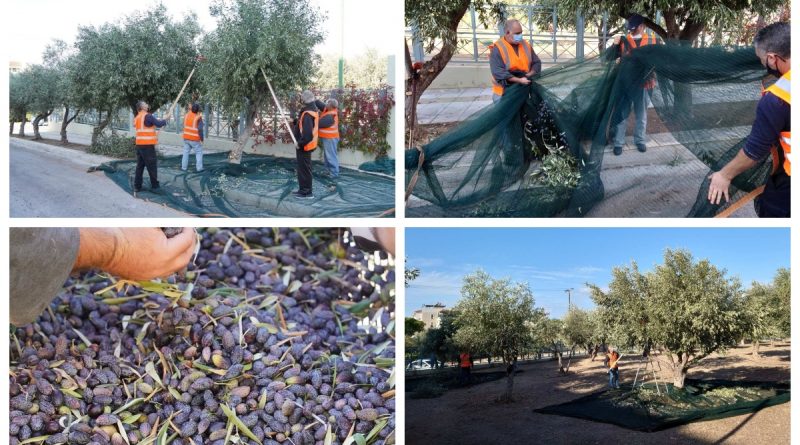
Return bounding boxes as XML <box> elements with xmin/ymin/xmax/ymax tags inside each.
<box><xmin>87</xmin><ymin>132</ymin><xmax>136</xmax><ymax>158</ymax></box>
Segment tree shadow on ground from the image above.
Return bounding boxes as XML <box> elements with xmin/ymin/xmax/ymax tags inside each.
<box><xmin>406</xmin><ymin>345</ymin><xmax>790</xmax><ymax>445</ymax></box>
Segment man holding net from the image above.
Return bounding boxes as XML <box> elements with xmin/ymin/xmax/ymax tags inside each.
<box><xmin>708</xmin><ymin>22</ymin><xmax>791</xmax><ymax>217</ymax></box>
<box><xmin>488</xmin><ymin>19</ymin><xmax>542</xmax><ymax>103</ymax></box>
<box><xmin>611</xmin><ymin>14</ymin><xmax>659</xmax><ymax>156</ymax></box>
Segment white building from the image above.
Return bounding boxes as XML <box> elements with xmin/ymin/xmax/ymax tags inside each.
<box><xmin>412</xmin><ymin>303</ymin><xmax>447</xmax><ymax>330</ymax></box>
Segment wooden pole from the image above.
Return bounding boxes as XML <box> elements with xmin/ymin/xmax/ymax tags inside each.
<box><xmin>166</xmin><ymin>67</ymin><xmax>196</xmax><ymax>119</ymax></box>
<box><xmin>714</xmin><ymin>185</ymin><xmax>766</xmax><ymax>218</ymax></box>
<box><xmin>261</xmin><ymin>68</ymin><xmax>298</xmax><ymax>145</ymax></box>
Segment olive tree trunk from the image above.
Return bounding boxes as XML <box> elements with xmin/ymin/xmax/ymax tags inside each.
<box><xmin>91</xmin><ymin>110</ymin><xmax>113</xmax><ymax>146</ymax></box>
<box><xmin>228</xmin><ymin>103</ymin><xmax>259</xmax><ymax>164</ymax></box>
<box><xmin>18</xmin><ymin>113</ymin><xmax>27</xmax><ymax>137</ymax></box>
<box><xmin>752</xmin><ymin>340</ymin><xmax>761</xmax><ymax>358</ymax></box>
<box><xmin>60</xmin><ymin>106</ymin><xmax>80</xmax><ymax>144</ymax></box>
<box><xmin>672</xmin><ymin>353</ymin><xmax>691</xmax><ymax>389</ymax></box>
<box><xmin>32</xmin><ymin>110</ymin><xmax>53</xmax><ymax>140</ymax></box>
<box><xmin>9</xmin><ymin>121</ymin><xmax>14</xmax><ymax>135</ymax></box>
<box><xmin>501</xmin><ymin>358</ymin><xmax>517</xmax><ymax>402</ymax></box>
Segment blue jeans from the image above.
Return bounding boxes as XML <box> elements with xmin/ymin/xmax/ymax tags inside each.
<box><xmin>614</xmin><ymin>88</ymin><xmax>649</xmax><ymax>147</ymax></box>
<box><xmin>609</xmin><ymin>368</ymin><xmax>619</xmax><ymax>388</ymax></box>
<box><xmin>321</xmin><ymin>137</ymin><xmax>339</xmax><ymax>177</ymax></box>
<box><xmin>182</xmin><ymin>140</ymin><xmax>203</xmax><ymax>171</ymax></box>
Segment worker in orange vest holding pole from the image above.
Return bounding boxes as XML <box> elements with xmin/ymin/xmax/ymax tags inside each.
<box><xmin>488</xmin><ymin>19</ymin><xmax>542</xmax><ymax>103</ymax></box>
<box><xmin>611</xmin><ymin>14</ymin><xmax>660</xmax><ymax>156</ymax></box>
<box><xmin>708</xmin><ymin>22</ymin><xmax>790</xmax><ymax>217</ymax></box>
<box><xmin>133</xmin><ymin>101</ymin><xmax>170</xmax><ymax>194</ymax></box>
<box><xmin>606</xmin><ymin>346</ymin><xmax>621</xmax><ymax>389</ymax></box>
<box><xmin>292</xmin><ymin>90</ymin><xmax>320</xmax><ymax>199</ymax></box>
<box><xmin>181</xmin><ymin>103</ymin><xmax>205</xmax><ymax>172</ymax></box>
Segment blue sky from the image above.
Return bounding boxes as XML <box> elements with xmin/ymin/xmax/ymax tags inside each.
<box><xmin>405</xmin><ymin>228</ymin><xmax>790</xmax><ymax>318</ymax></box>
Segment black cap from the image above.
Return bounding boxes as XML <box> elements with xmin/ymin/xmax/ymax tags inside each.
<box><xmin>627</xmin><ymin>14</ymin><xmax>644</xmax><ymax>31</ymax></box>
<box><xmin>191</xmin><ymin>103</ymin><xmax>200</xmax><ymax>113</ymax></box>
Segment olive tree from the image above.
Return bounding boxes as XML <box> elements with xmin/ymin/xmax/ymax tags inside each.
<box><xmin>453</xmin><ymin>270</ymin><xmax>541</xmax><ymax>401</ymax></box>
<box><xmin>742</xmin><ymin>268</ymin><xmax>790</xmax><ymax>356</ymax></box>
<box><xmin>26</xmin><ymin>64</ymin><xmax>61</xmax><ymax>140</ymax></box>
<box><xmin>198</xmin><ymin>0</ymin><xmax>324</xmax><ymax>163</ymax></box>
<box><xmin>590</xmin><ymin>249</ymin><xmax>746</xmax><ymax>389</ymax></box>
<box><xmin>43</xmin><ymin>40</ymin><xmax>81</xmax><ymax>144</ymax></box>
<box><xmin>405</xmin><ymin>0</ymin><xmax>499</xmax><ymax>130</ymax></box>
<box><xmin>561</xmin><ymin>307</ymin><xmax>596</xmax><ymax>364</ymax></box>
<box><xmin>70</xmin><ymin>7</ymin><xmax>201</xmax><ymax>145</ymax></box>
<box><xmin>9</xmin><ymin>71</ymin><xmax>33</xmax><ymax>136</ymax></box>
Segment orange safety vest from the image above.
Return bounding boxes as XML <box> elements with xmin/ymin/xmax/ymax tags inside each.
<box><xmin>298</xmin><ymin>110</ymin><xmax>319</xmax><ymax>151</ymax></box>
<box><xmin>319</xmin><ymin>108</ymin><xmax>340</xmax><ymax>139</ymax></box>
<box><xmin>765</xmin><ymin>70</ymin><xmax>791</xmax><ymax>176</ymax></box>
<box><xmin>622</xmin><ymin>33</ymin><xmax>657</xmax><ymax>90</ymax></box>
<box><xmin>489</xmin><ymin>37</ymin><xmax>533</xmax><ymax>97</ymax></box>
<box><xmin>182</xmin><ymin>111</ymin><xmax>202</xmax><ymax>141</ymax></box>
<box><xmin>460</xmin><ymin>353</ymin><xmax>471</xmax><ymax>368</ymax></box>
<box><xmin>134</xmin><ymin>111</ymin><xmax>158</xmax><ymax>146</ymax></box>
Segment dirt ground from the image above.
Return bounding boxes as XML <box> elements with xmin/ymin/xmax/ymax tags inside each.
<box><xmin>405</xmin><ymin>342</ymin><xmax>790</xmax><ymax>445</ymax></box>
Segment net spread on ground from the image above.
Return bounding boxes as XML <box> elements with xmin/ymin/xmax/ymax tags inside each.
<box><xmin>93</xmin><ymin>152</ymin><xmax>395</xmax><ymax>217</ymax></box>
<box><xmin>406</xmin><ymin>45</ymin><xmax>774</xmax><ymax>217</ymax></box>
<box><xmin>534</xmin><ymin>379</ymin><xmax>790</xmax><ymax>431</ymax></box>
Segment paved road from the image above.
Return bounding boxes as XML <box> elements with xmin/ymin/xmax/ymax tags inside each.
<box><xmin>10</xmin><ymin>138</ymin><xmax>188</xmax><ymax>218</ymax></box>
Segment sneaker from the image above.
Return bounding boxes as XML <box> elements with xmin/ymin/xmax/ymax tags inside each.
<box><xmin>292</xmin><ymin>191</ymin><xmax>313</xmax><ymax>199</ymax></box>
<box><xmin>636</xmin><ymin>143</ymin><xmax>647</xmax><ymax>153</ymax></box>
<box><xmin>613</xmin><ymin>146</ymin><xmax>623</xmax><ymax>156</ymax></box>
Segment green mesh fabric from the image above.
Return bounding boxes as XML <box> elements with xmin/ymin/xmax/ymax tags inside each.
<box><xmin>534</xmin><ymin>379</ymin><xmax>790</xmax><ymax>431</ymax></box>
<box><xmin>359</xmin><ymin>157</ymin><xmax>396</xmax><ymax>176</ymax></box>
<box><xmin>406</xmin><ymin>44</ymin><xmax>774</xmax><ymax>217</ymax></box>
<box><xmin>93</xmin><ymin>152</ymin><xmax>394</xmax><ymax>217</ymax></box>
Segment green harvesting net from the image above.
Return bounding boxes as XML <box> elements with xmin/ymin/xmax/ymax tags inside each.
<box><xmin>93</xmin><ymin>152</ymin><xmax>395</xmax><ymax>217</ymax></box>
<box><xmin>534</xmin><ymin>379</ymin><xmax>789</xmax><ymax>431</ymax></box>
<box><xmin>406</xmin><ymin>44</ymin><xmax>775</xmax><ymax>217</ymax></box>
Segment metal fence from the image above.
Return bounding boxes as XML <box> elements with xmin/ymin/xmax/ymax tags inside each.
<box><xmin>407</xmin><ymin>4</ymin><xmax>746</xmax><ymax>65</ymax></box>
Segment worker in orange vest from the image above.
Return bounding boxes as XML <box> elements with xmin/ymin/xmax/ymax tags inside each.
<box><xmin>133</xmin><ymin>101</ymin><xmax>170</xmax><ymax>194</ymax></box>
<box><xmin>611</xmin><ymin>14</ymin><xmax>660</xmax><ymax>156</ymax></box>
<box><xmin>317</xmin><ymin>98</ymin><xmax>341</xmax><ymax>179</ymax></box>
<box><xmin>606</xmin><ymin>347</ymin><xmax>621</xmax><ymax>389</ymax></box>
<box><xmin>488</xmin><ymin>19</ymin><xmax>542</xmax><ymax>103</ymax></box>
<box><xmin>292</xmin><ymin>90</ymin><xmax>320</xmax><ymax>198</ymax></box>
<box><xmin>708</xmin><ymin>22</ymin><xmax>790</xmax><ymax>217</ymax></box>
<box><xmin>459</xmin><ymin>351</ymin><xmax>472</xmax><ymax>384</ymax></box>
<box><xmin>181</xmin><ymin>103</ymin><xmax>205</xmax><ymax>172</ymax></box>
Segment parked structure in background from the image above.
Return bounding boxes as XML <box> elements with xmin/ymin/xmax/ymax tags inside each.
<box><xmin>413</xmin><ymin>303</ymin><xmax>447</xmax><ymax>329</ymax></box>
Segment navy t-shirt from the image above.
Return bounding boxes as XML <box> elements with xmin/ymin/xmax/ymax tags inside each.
<box><xmin>744</xmin><ymin>92</ymin><xmax>791</xmax><ymax>163</ymax></box>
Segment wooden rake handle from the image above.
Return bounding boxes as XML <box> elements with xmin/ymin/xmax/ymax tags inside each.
<box><xmin>261</xmin><ymin>68</ymin><xmax>298</xmax><ymax>146</ymax></box>
<box><xmin>714</xmin><ymin>185</ymin><xmax>765</xmax><ymax>218</ymax></box>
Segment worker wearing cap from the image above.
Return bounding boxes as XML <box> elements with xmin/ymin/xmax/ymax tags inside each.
<box><xmin>489</xmin><ymin>19</ymin><xmax>542</xmax><ymax>103</ymax></box>
<box><xmin>316</xmin><ymin>98</ymin><xmax>341</xmax><ymax>179</ymax></box>
<box><xmin>611</xmin><ymin>14</ymin><xmax>659</xmax><ymax>156</ymax></box>
<box><xmin>133</xmin><ymin>101</ymin><xmax>170</xmax><ymax>194</ymax></box>
<box><xmin>181</xmin><ymin>103</ymin><xmax>205</xmax><ymax>172</ymax></box>
<box><xmin>606</xmin><ymin>347</ymin><xmax>621</xmax><ymax>389</ymax></box>
<box><xmin>292</xmin><ymin>90</ymin><xmax>320</xmax><ymax>198</ymax></box>
<box><xmin>708</xmin><ymin>22</ymin><xmax>791</xmax><ymax>217</ymax></box>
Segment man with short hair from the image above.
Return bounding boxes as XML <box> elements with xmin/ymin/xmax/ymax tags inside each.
<box><xmin>181</xmin><ymin>103</ymin><xmax>205</xmax><ymax>172</ymax></box>
<box><xmin>489</xmin><ymin>19</ymin><xmax>542</xmax><ymax>103</ymax></box>
<box><xmin>459</xmin><ymin>351</ymin><xmax>472</xmax><ymax>384</ymax></box>
<box><xmin>133</xmin><ymin>101</ymin><xmax>170</xmax><ymax>194</ymax></box>
<box><xmin>293</xmin><ymin>90</ymin><xmax>320</xmax><ymax>198</ymax></box>
<box><xmin>318</xmin><ymin>98</ymin><xmax>341</xmax><ymax>178</ymax></box>
<box><xmin>708</xmin><ymin>22</ymin><xmax>791</xmax><ymax>217</ymax></box>
<box><xmin>611</xmin><ymin>14</ymin><xmax>659</xmax><ymax>156</ymax></box>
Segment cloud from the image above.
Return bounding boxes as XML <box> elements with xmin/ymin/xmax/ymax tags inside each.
<box><xmin>506</xmin><ymin>265</ymin><xmax>604</xmax><ymax>282</ymax></box>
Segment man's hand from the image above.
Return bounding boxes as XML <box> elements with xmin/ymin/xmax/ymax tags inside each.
<box><xmin>525</xmin><ymin>69</ymin><xmax>536</xmax><ymax>78</ymax></box>
<box><xmin>514</xmin><ymin>76</ymin><xmax>532</xmax><ymax>85</ymax></box>
<box><xmin>707</xmin><ymin>171</ymin><xmax>732</xmax><ymax>205</ymax></box>
<box><xmin>74</xmin><ymin>228</ymin><xmax>196</xmax><ymax>280</ymax></box>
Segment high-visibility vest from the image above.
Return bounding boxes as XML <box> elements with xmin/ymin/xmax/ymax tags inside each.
<box><xmin>319</xmin><ymin>109</ymin><xmax>340</xmax><ymax>139</ymax></box>
<box><xmin>608</xmin><ymin>352</ymin><xmax>620</xmax><ymax>369</ymax></box>
<box><xmin>489</xmin><ymin>38</ymin><xmax>533</xmax><ymax>96</ymax></box>
<box><xmin>622</xmin><ymin>33</ymin><xmax>657</xmax><ymax>90</ymax></box>
<box><xmin>182</xmin><ymin>111</ymin><xmax>202</xmax><ymax>141</ymax></box>
<box><xmin>299</xmin><ymin>110</ymin><xmax>319</xmax><ymax>151</ymax></box>
<box><xmin>460</xmin><ymin>353</ymin><xmax>471</xmax><ymax>368</ymax></box>
<box><xmin>134</xmin><ymin>111</ymin><xmax>158</xmax><ymax>146</ymax></box>
<box><xmin>765</xmin><ymin>70</ymin><xmax>791</xmax><ymax>176</ymax></box>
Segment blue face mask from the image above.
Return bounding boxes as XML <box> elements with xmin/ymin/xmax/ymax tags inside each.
<box><xmin>512</xmin><ymin>33</ymin><xmax>523</xmax><ymax>43</ymax></box>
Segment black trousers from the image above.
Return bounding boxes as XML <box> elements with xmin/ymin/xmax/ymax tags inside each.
<box><xmin>134</xmin><ymin>146</ymin><xmax>159</xmax><ymax>190</ymax></box>
<box><xmin>296</xmin><ymin>148</ymin><xmax>313</xmax><ymax>194</ymax></box>
<box><xmin>755</xmin><ymin>169</ymin><xmax>790</xmax><ymax>218</ymax></box>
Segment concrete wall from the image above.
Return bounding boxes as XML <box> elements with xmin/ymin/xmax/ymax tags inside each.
<box><xmin>429</xmin><ymin>64</ymin><xmax>493</xmax><ymax>89</ymax></box>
